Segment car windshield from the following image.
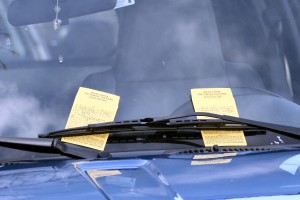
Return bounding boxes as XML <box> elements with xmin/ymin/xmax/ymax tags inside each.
<box><xmin>1</xmin><ymin>0</ymin><xmax>300</xmax><ymax>139</ymax></box>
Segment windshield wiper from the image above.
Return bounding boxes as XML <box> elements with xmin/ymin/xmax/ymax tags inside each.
<box><xmin>3</xmin><ymin>112</ymin><xmax>300</xmax><ymax>160</ymax></box>
<box><xmin>0</xmin><ymin>137</ymin><xmax>111</xmax><ymax>159</ymax></box>
<box><xmin>39</xmin><ymin>112</ymin><xmax>300</xmax><ymax>139</ymax></box>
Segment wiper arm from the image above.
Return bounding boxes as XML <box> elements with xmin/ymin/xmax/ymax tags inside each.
<box><xmin>39</xmin><ymin>112</ymin><xmax>300</xmax><ymax>139</ymax></box>
<box><xmin>0</xmin><ymin>137</ymin><xmax>111</xmax><ymax>159</ymax></box>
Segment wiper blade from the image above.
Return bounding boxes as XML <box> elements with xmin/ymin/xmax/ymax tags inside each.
<box><xmin>39</xmin><ymin>112</ymin><xmax>300</xmax><ymax>139</ymax></box>
<box><xmin>154</xmin><ymin>112</ymin><xmax>300</xmax><ymax>137</ymax></box>
<box><xmin>0</xmin><ymin>137</ymin><xmax>111</xmax><ymax>159</ymax></box>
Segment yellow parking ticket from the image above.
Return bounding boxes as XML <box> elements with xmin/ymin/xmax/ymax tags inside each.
<box><xmin>65</xmin><ymin>87</ymin><xmax>120</xmax><ymax>129</ymax></box>
<box><xmin>61</xmin><ymin>87</ymin><xmax>120</xmax><ymax>151</ymax></box>
<box><xmin>61</xmin><ymin>134</ymin><xmax>109</xmax><ymax>151</ymax></box>
<box><xmin>191</xmin><ymin>88</ymin><xmax>239</xmax><ymax>118</ymax></box>
<box><xmin>191</xmin><ymin>88</ymin><xmax>247</xmax><ymax>147</ymax></box>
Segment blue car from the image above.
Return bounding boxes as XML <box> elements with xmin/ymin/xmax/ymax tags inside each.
<box><xmin>1</xmin><ymin>0</ymin><xmax>300</xmax><ymax>199</ymax></box>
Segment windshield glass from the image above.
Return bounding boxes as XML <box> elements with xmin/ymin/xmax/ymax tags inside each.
<box><xmin>2</xmin><ymin>0</ymin><xmax>300</xmax><ymax>138</ymax></box>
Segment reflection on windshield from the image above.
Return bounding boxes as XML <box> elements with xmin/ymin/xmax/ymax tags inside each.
<box><xmin>1</xmin><ymin>0</ymin><xmax>300</xmax><ymax>137</ymax></box>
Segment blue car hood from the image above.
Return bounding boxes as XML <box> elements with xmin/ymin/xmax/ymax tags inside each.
<box><xmin>1</xmin><ymin>150</ymin><xmax>300</xmax><ymax>199</ymax></box>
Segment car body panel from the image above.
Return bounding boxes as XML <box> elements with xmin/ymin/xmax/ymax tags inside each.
<box><xmin>1</xmin><ymin>150</ymin><xmax>300</xmax><ymax>199</ymax></box>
